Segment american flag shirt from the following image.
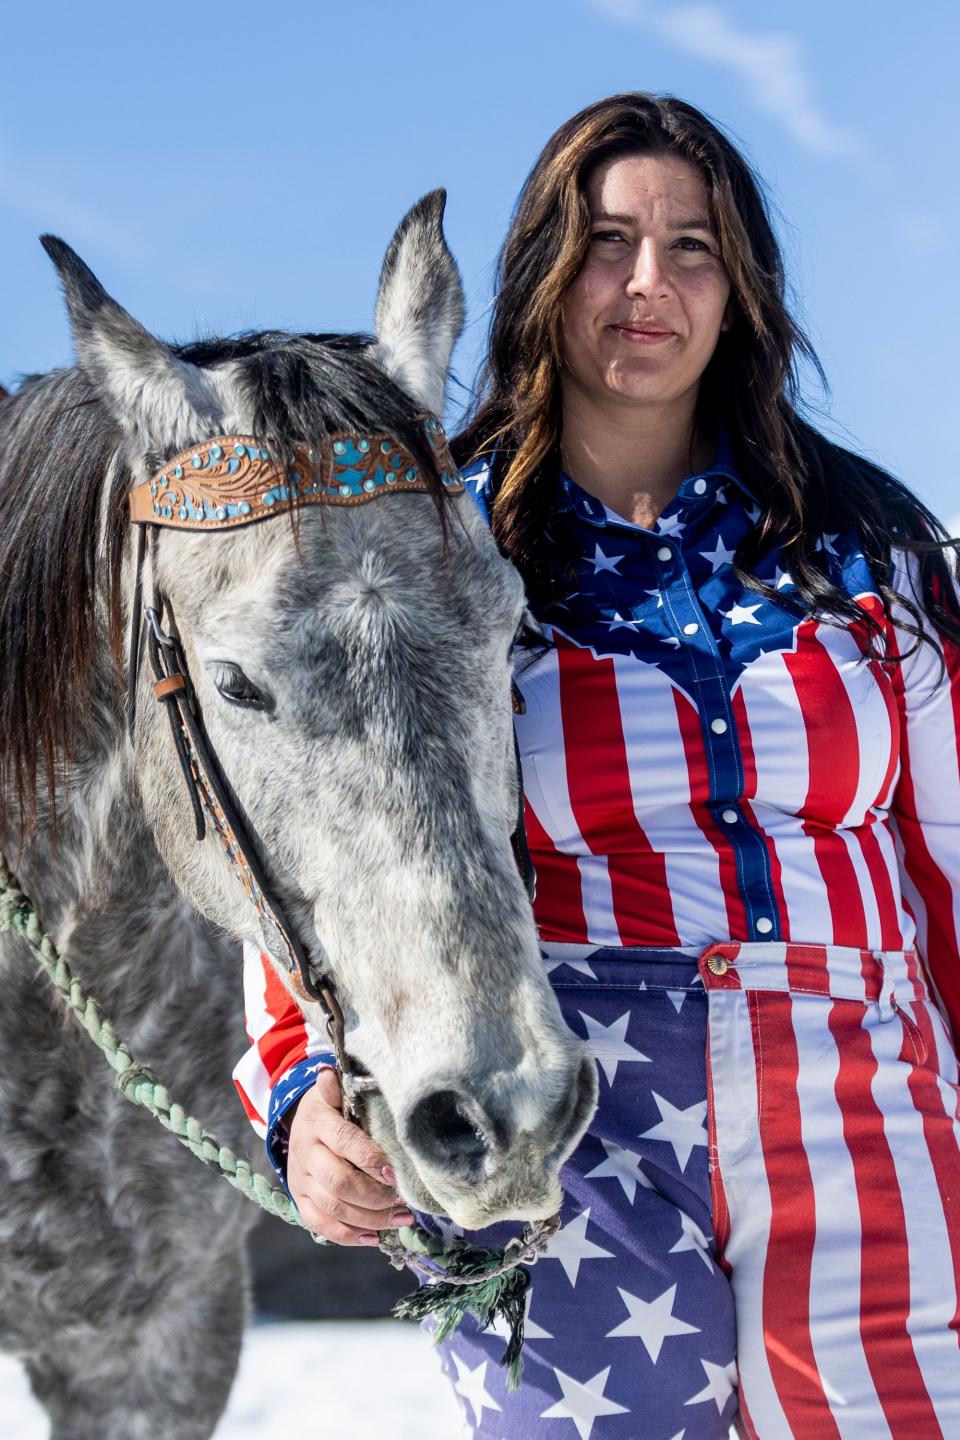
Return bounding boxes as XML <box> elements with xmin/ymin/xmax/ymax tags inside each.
<box><xmin>473</xmin><ymin>441</ymin><xmax>960</xmax><ymax>1030</ymax></box>
<box><xmin>233</xmin><ymin>438</ymin><xmax>960</xmax><ymax>1167</ymax></box>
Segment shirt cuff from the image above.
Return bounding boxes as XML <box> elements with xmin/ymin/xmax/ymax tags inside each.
<box><xmin>265</xmin><ymin>1052</ymin><xmax>337</xmax><ymax>1197</ymax></box>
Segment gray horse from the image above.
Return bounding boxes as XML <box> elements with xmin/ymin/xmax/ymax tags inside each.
<box><xmin>0</xmin><ymin>192</ymin><xmax>597</xmax><ymax>1439</ymax></box>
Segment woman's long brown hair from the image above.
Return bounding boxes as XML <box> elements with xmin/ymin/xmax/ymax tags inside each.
<box><xmin>454</xmin><ymin>92</ymin><xmax>960</xmax><ymax>661</ymax></box>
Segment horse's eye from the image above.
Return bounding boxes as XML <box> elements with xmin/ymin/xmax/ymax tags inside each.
<box><xmin>213</xmin><ymin>663</ymin><xmax>272</xmax><ymax>711</ymax></box>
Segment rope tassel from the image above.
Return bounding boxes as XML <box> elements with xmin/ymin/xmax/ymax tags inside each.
<box><xmin>381</xmin><ymin>1219</ymin><xmax>560</xmax><ymax>1388</ymax></box>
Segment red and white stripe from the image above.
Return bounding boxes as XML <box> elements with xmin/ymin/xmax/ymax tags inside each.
<box><xmin>515</xmin><ymin>606</ymin><xmax>941</xmax><ymax>968</ymax></box>
<box><xmin>884</xmin><ymin>554</ymin><xmax>960</xmax><ymax>1042</ymax></box>
<box><xmin>702</xmin><ymin>940</ymin><xmax>960</xmax><ymax>1437</ymax></box>
<box><xmin>232</xmin><ymin>942</ymin><xmax>326</xmax><ymax>1134</ymax></box>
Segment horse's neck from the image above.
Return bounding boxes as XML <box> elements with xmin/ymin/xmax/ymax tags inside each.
<box><xmin>3</xmin><ymin>654</ymin><xmax>204</xmax><ymax>1030</ymax></box>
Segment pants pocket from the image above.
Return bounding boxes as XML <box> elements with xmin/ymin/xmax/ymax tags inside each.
<box><xmin>892</xmin><ymin>996</ymin><xmax>928</xmax><ymax>1067</ymax></box>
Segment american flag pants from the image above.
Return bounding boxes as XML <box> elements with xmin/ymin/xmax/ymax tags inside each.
<box><xmin>416</xmin><ymin>941</ymin><xmax>960</xmax><ymax>1439</ymax></box>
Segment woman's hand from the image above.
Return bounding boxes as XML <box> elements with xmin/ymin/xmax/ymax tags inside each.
<box><xmin>286</xmin><ymin>1068</ymin><xmax>414</xmax><ymax>1246</ymax></box>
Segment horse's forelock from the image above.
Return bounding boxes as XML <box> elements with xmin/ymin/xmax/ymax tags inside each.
<box><xmin>177</xmin><ymin>330</ymin><xmax>445</xmax><ymax>496</ymax></box>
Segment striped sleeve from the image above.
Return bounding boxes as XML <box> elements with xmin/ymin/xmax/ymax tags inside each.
<box><xmin>886</xmin><ymin>552</ymin><xmax>960</xmax><ymax>1042</ymax></box>
<box><xmin>232</xmin><ymin>942</ymin><xmax>336</xmax><ymax>1187</ymax></box>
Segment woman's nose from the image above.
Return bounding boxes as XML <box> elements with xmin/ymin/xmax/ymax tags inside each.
<box><xmin>626</xmin><ymin>239</ymin><xmax>670</xmax><ymax>299</ymax></box>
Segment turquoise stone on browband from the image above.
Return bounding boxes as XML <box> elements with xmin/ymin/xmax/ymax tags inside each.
<box><xmin>128</xmin><ymin>413</ymin><xmax>462</xmax><ymax>530</ymax></box>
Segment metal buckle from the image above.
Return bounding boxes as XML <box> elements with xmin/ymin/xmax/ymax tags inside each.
<box><xmin>144</xmin><ymin>606</ymin><xmax>175</xmax><ymax>648</ymax></box>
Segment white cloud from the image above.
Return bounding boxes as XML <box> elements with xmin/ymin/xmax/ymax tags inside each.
<box><xmin>584</xmin><ymin>0</ymin><xmax>860</xmax><ymax>158</ymax></box>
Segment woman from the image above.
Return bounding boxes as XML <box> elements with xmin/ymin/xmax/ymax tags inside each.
<box><xmin>234</xmin><ymin>94</ymin><xmax>960</xmax><ymax>1436</ymax></box>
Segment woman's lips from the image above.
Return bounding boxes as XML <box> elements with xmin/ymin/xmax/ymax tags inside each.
<box><xmin>612</xmin><ymin>325</ymin><xmax>675</xmax><ymax>344</ymax></box>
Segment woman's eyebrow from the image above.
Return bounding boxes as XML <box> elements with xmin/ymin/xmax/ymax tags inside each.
<box><xmin>668</xmin><ymin>217</ymin><xmax>715</xmax><ymax>232</ymax></box>
<box><xmin>590</xmin><ymin>210</ymin><xmax>716</xmax><ymax>232</ymax></box>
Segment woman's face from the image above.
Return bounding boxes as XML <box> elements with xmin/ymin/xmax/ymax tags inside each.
<box><xmin>560</xmin><ymin>151</ymin><xmax>733</xmax><ymax>413</ymax></box>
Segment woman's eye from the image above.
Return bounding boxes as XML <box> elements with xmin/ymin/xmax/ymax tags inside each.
<box><xmin>675</xmin><ymin>237</ymin><xmax>711</xmax><ymax>252</ymax></box>
<box><xmin>213</xmin><ymin>664</ymin><xmax>272</xmax><ymax>711</ymax></box>
<box><xmin>591</xmin><ymin>229</ymin><xmax>626</xmax><ymax>244</ymax></box>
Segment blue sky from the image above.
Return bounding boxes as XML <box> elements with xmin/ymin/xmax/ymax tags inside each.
<box><xmin>2</xmin><ymin>0</ymin><xmax>957</xmax><ymax>526</ymax></box>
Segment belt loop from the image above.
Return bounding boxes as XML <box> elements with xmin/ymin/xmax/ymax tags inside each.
<box><xmin>873</xmin><ymin>950</ymin><xmax>897</xmax><ymax>1022</ymax></box>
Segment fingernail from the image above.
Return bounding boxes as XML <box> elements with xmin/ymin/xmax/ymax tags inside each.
<box><xmin>392</xmin><ymin>1211</ymin><xmax>415</xmax><ymax>1227</ymax></box>
<box><xmin>381</xmin><ymin>1165</ymin><xmax>397</xmax><ymax>1185</ymax></box>
<box><xmin>357</xmin><ymin>1233</ymin><xmax>380</xmax><ymax>1245</ymax></box>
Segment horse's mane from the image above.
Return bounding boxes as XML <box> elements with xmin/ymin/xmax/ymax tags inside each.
<box><xmin>0</xmin><ymin>330</ymin><xmax>444</xmax><ymax>833</ymax></box>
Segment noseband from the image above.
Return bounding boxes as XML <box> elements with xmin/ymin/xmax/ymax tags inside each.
<box><xmin>126</xmin><ymin>413</ymin><xmax>536</xmax><ymax>1118</ymax></box>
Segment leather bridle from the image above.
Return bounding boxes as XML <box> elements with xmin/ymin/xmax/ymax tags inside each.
<box><xmin>125</xmin><ymin>415</ymin><xmax>536</xmax><ymax>1120</ymax></box>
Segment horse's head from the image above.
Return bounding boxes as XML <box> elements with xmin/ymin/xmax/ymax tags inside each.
<box><xmin>42</xmin><ymin>194</ymin><xmax>597</xmax><ymax>1227</ymax></box>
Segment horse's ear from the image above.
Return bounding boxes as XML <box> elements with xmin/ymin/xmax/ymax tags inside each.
<box><xmin>372</xmin><ymin>189</ymin><xmax>465</xmax><ymax>416</ymax></box>
<box><xmin>40</xmin><ymin>235</ymin><xmax>221</xmax><ymax>451</ymax></box>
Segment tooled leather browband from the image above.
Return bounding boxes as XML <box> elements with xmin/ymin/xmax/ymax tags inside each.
<box><xmin>129</xmin><ymin>413</ymin><xmax>462</xmax><ymax>530</ymax></box>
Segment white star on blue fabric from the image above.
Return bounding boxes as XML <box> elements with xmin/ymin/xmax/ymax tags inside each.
<box><xmin>721</xmin><ymin>601</ymin><xmax>763</xmax><ymax>626</ymax></box>
<box><xmin>638</xmin><ymin>1093</ymin><xmax>709</xmax><ymax>1171</ymax></box>
<box><xmin>666</xmin><ymin>989</ymin><xmax>688</xmax><ymax>1014</ymax></box>
<box><xmin>774</xmin><ymin>566</ymin><xmax>794</xmax><ymax>589</ymax></box>
<box><xmin>669</xmin><ymin>1208</ymin><xmax>715</xmax><ymax>1271</ymax></box>
<box><xmin>542</xmin><ymin>954</ymin><xmax>599</xmax><ymax>980</ymax></box>
<box><xmin>656</xmin><ymin>512</ymin><xmax>686</xmax><ymax>538</ymax></box>
<box><xmin>605</xmin><ymin>610</ymin><xmax>640</xmax><ymax>632</ymax></box>
<box><xmin>584</xmin><ymin>1139</ymin><xmax>653</xmax><ymax>1203</ymax></box>
<box><xmin>450</xmin><ymin>1353</ymin><xmax>502</xmax><ymax>1424</ymax></box>
<box><xmin>817</xmin><ymin>532</ymin><xmax>840</xmax><ymax>556</ymax></box>
<box><xmin>699</xmin><ymin>534</ymin><xmax>737</xmax><ymax>573</ymax></box>
<box><xmin>539</xmin><ymin>1365</ymin><xmax>629</xmax><ymax>1438</ymax></box>
<box><xmin>591</xmin><ymin>543</ymin><xmax>624</xmax><ymax>574</ymax></box>
<box><xmin>544</xmin><ymin>1207</ymin><xmax>615</xmax><ymax>1286</ymax></box>
<box><xmin>605</xmin><ymin>1283</ymin><xmax>701</xmax><ymax>1361</ymax></box>
<box><xmin>644</xmin><ymin>588</ymin><xmax>664</xmax><ymax>608</ymax></box>
<box><xmin>684</xmin><ymin>1357</ymin><xmax>738</xmax><ymax>1413</ymax></box>
<box><xmin>578</xmin><ymin>1009</ymin><xmax>651</xmax><ymax>1084</ymax></box>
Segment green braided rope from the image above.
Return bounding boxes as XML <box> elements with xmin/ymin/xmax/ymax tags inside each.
<box><xmin>0</xmin><ymin>857</ymin><xmax>309</xmax><ymax>1232</ymax></box>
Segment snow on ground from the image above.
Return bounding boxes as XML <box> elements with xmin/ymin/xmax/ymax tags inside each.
<box><xmin>2</xmin><ymin>1319</ymin><xmax>469</xmax><ymax>1440</ymax></box>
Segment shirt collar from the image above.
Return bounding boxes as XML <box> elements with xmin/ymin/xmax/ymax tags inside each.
<box><xmin>556</xmin><ymin>425</ymin><xmax>756</xmax><ymax>529</ymax></box>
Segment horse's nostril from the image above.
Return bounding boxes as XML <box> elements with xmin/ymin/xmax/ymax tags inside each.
<box><xmin>406</xmin><ymin>1089</ymin><xmax>490</xmax><ymax>1176</ymax></box>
